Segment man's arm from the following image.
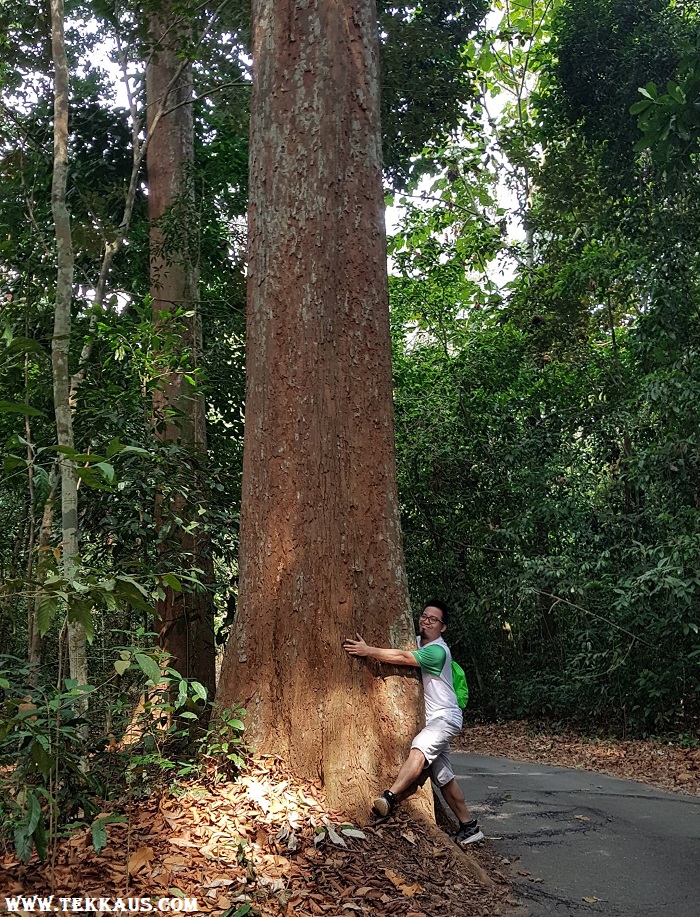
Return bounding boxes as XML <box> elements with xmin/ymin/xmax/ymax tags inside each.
<box><xmin>343</xmin><ymin>633</ymin><xmax>419</xmax><ymax>667</ymax></box>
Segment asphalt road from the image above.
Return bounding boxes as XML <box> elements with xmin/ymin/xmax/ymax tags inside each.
<box><xmin>452</xmin><ymin>753</ymin><xmax>700</xmax><ymax>917</ymax></box>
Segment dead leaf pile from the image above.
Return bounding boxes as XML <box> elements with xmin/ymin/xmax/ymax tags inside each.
<box><xmin>458</xmin><ymin>720</ymin><xmax>700</xmax><ymax>796</ymax></box>
<box><xmin>0</xmin><ymin>755</ymin><xmax>510</xmax><ymax>916</ymax></box>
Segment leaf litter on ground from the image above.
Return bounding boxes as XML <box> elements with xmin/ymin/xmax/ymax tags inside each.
<box><xmin>0</xmin><ymin>754</ymin><xmax>511</xmax><ymax>916</ymax></box>
<box><xmin>457</xmin><ymin>720</ymin><xmax>700</xmax><ymax>796</ymax></box>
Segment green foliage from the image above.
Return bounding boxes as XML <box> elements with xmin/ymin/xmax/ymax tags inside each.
<box><xmin>0</xmin><ymin>658</ymin><xmax>99</xmax><ymax>862</ymax></box>
<box><xmin>632</xmin><ymin>37</ymin><xmax>700</xmax><ymax>171</ymax></box>
<box><xmin>392</xmin><ymin>296</ymin><xmax>700</xmax><ymax>731</ymax></box>
<box><xmin>0</xmin><ymin>645</ymin><xmax>246</xmax><ymax>861</ymax></box>
<box><xmin>389</xmin><ymin>0</ymin><xmax>700</xmax><ymax>737</ymax></box>
<box><xmin>91</xmin><ymin>812</ymin><xmax>127</xmax><ymax>855</ymax></box>
<box><xmin>3</xmin><ymin>0</ymin><xmax>700</xmax><ymax>778</ymax></box>
<box><xmin>378</xmin><ymin>0</ymin><xmax>489</xmax><ymax>187</ymax></box>
<box><xmin>199</xmin><ymin>707</ymin><xmax>247</xmax><ymax>777</ymax></box>
<box><xmin>549</xmin><ymin>0</ymin><xmax>694</xmax><ymax>183</ymax></box>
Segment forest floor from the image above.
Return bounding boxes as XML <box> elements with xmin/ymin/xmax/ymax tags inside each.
<box><xmin>0</xmin><ymin>755</ymin><xmax>513</xmax><ymax>917</ymax></box>
<box><xmin>456</xmin><ymin>719</ymin><xmax>700</xmax><ymax>796</ymax></box>
<box><xmin>6</xmin><ymin>722</ymin><xmax>695</xmax><ymax>916</ymax></box>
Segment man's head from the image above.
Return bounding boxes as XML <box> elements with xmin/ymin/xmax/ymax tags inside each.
<box><xmin>419</xmin><ymin>598</ymin><xmax>449</xmax><ymax>641</ymax></box>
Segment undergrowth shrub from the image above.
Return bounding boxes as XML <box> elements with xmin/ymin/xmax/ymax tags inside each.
<box><xmin>0</xmin><ymin>649</ymin><xmax>248</xmax><ymax>863</ymax></box>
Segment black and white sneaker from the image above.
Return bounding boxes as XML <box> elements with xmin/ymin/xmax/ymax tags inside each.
<box><xmin>372</xmin><ymin>790</ymin><xmax>397</xmax><ymax>818</ymax></box>
<box><xmin>455</xmin><ymin>819</ymin><xmax>484</xmax><ymax>846</ymax></box>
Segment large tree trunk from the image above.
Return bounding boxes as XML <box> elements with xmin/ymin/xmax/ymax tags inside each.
<box><xmin>49</xmin><ymin>0</ymin><xmax>87</xmax><ymax>693</ymax></box>
<box><xmin>217</xmin><ymin>0</ymin><xmax>428</xmax><ymax>822</ymax></box>
<box><xmin>146</xmin><ymin>7</ymin><xmax>216</xmax><ymax>699</ymax></box>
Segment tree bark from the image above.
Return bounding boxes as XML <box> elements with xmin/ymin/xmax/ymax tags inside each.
<box><xmin>49</xmin><ymin>0</ymin><xmax>87</xmax><ymax>692</ymax></box>
<box><xmin>147</xmin><ymin>6</ymin><xmax>216</xmax><ymax>699</ymax></box>
<box><xmin>24</xmin><ymin>400</ymin><xmax>38</xmax><ymax>680</ymax></box>
<box><xmin>217</xmin><ymin>0</ymin><xmax>428</xmax><ymax>822</ymax></box>
<box><xmin>28</xmin><ymin>466</ymin><xmax>59</xmax><ymax>684</ymax></box>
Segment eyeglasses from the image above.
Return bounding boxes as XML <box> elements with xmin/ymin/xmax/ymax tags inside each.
<box><xmin>419</xmin><ymin>614</ymin><xmax>443</xmax><ymax>626</ymax></box>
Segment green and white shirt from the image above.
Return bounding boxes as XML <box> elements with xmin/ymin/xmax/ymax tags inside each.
<box><xmin>412</xmin><ymin>636</ymin><xmax>463</xmax><ymax>727</ymax></box>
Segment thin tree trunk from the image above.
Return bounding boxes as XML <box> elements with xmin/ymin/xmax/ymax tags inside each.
<box><xmin>24</xmin><ymin>388</ymin><xmax>38</xmax><ymax>680</ymax></box>
<box><xmin>146</xmin><ymin>5</ymin><xmax>215</xmax><ymax>699</ymax></box>
<box><xmin>49</xmin><ymin>0</ymin><xmax>87</xmax><ymax>692</ymax></box>
<box><xmin>10</xmin><ymin>500</ymin><xmax>28</xmax><ymax>577</ymax></box>
<box><xmin>28</xmin><ymin>466</ymin><xmax>59</xmax><ymax>684</ymax></box>
<box><xmin>217</xmin><ymin>0</ymin><xmax>429</xmax><ymax>822</ymax></box>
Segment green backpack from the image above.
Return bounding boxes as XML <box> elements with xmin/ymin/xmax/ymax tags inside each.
<box><xmin>451</xmin><ymin>660</ymin><xmax>469</xmax><ymax>710</ymax></box>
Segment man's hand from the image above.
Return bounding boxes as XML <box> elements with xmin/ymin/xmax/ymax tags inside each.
<box><xmin>343</xmin><ymin>633</ymin><xmax>370</xmax><ymax>656</ymax></box>
<box><xmin>343</xmin><ymin>635</ymin><xmax>419</xmax><ymax>667</ymax></box>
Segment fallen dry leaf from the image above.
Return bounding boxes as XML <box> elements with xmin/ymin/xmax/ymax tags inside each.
<box><xmin>323</xmin><ymin>818</ymin><xmax>348</xmax><ymax>848</ymax></box>
<box><xmin>385</xmin><ymin>867</ymin><xmax>423</xmax><ymax>897</ymax></box>
<box><xmin>127</xmin><ymin>846</ymin><xmax>154</xmax><ymax>875</ymax></box>
<box><xmin>458</xmin><ymin>720</ymin><xmax>700</xmax><ymax>797</ymax></box>
<box><xmin>0</xmin><ymin>752</ymin><xmax>510</xmax><ymax>917</ymax></box>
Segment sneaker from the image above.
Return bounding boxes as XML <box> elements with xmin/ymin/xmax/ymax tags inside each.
<box><xmin>455</xmin><ymin>820</ymin><xmax>484</xmax><ymax>846</ymax></box>
<box><xmin>372</xmin><ymin>790</ymin><xmax>397</xmax><ymax>818</ymax></box>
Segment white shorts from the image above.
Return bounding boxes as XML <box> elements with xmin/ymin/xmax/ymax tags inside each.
<box><xmin>411</xmin><ymin>716</ymin><xmax>462</xmax><ymax>787</ymax></box>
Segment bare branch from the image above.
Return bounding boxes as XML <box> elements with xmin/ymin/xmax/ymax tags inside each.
<box><xmin>162</xmin><ymin>78</ymin><xmax>250</xmax><ymax>116</ymax></box>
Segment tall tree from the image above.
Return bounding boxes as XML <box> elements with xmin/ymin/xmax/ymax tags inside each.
<box><xmin>217</xmin><ymin>0</ymin><xmax>426</xmax><ymax>819</ymax></box>
<box><xmin>49</xmin><ymin>0</ymin><xmax>87</xmax><ymax>691</ymax></box>
<box><xmin>147</xmin><ymin>5</ymin><xmax>216</xmax><ymax>699</ymax></box>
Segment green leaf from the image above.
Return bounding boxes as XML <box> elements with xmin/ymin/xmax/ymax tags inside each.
<box><xmin>14</xmin><ymin>826</ymin><xmax>34</xmax><ymax>864</ymax></box>
<box><xmin>92</xmin><ymin>819</ymin><xmax>107</xmax><ymax>854</ymax></box>
<box><xmin>105</xmin><ymin>437</ymin><xmax>124</xmax><ymax>458</ymax></box>
<box><xmin>75</xmin><ymin>466</ymin><xmax>113</xmax><ymax>490</ymax></box>
<box><xmin>0</xmin><ymin>400</ymin><xmax>44</xmax><ymax>417</ymax></box>
<box><xmin>134</xmin><ymin>653</ymin><xmax>162</xmax><ymax>685</ymax></box>
<box><xmin>68</xmin><ymin>598</ymin><xmax>95</xmax><ymax>643</ymax></box>
<box><xmin>95</xmin><ymin>462</ymin><xmax>116</xmax><ymax>484</ymax></box>
<box><xmin>50</xmin><ymin>445</ymin><xmax>80</xmax><ymax>459</ymax></box>
<box><xmin>114</xmin><ymin>659</ymin><xmax>131</xmax><ymax>676</ymax></box>
<box><xmin>115</xmin><ymin>576</ymin><xmax>153</xmax><ymax>612</ymax></box>
<box><xmin>119</xmin><ymin>445</ymin><xmax>151</xmax><ymax>457</ymax></box>
<box><xmin>37</xmin><ymin>595</ymin><xmax>59</xmax><ymax>637</ymax></box>
<box><xmin>89</xmin><ymin>813</ymin><xmax>126</xmax><ymax>856</ymax></box>
<box><xmin>5</xmin><ymin>336</ymin><xmax>47</xmax><ymax>357</ymax></box>
<box><xmin>33</xmin><ymin>813</ymin><xmax>47</xmax><ymax>861</ymax></box>
<box><xmin>25</xmin><ymin>791</ymin><xmax>42</xmax><ymax>836</ymax></box>
<box><xmin>175</xmin><ymin>679</ymin><xmax>189</xmax><ymax>709</ymax></box>
<box><xmin>117</xmin><ymin>575</ymin><xmax>149</xmax><ymax>597</ymax></box>
<box><xmin>162</xmin><ymin>573</ymin><xmax>182</xmax><ymax>591</ymax></box>
<box><xmin>31</xmin><ymin>740</ymin><xmax>53</xmax><ymax>778</ymax></box>
<box><xmin>221</xmin><ymin>906</ymin><xmax>253</xmax><ymax>917</ymax></box>
<box><xmin>4</xmin><ymin>455</ymin><xmax>27</xmax><ymax>473</ymax></box>
<box><xmin>191</xmin><ymin>681</ymin><xmax>207</xmax><ymax>702</ymax></box>
<box><xmin>667</xmin><ymin>81</ymin><xmax>685</xmax><ymax>103</ymax></box>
